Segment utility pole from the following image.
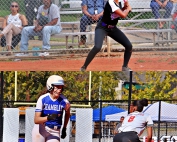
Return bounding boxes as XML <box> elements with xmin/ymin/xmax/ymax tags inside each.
<box><xmin>128</xmin><ymin>71</ymin><xmax>133</xmax><ymax>114</ymax></box>
<box><xmin>0</xmin><ymin>71</ymin><xmax>4</xmax><ymax>142</ymax></box>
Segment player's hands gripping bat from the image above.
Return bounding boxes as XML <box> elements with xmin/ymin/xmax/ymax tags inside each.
<box><xmin>124</xmin><ymin>0</ymin><xmax>132</xmax><ymax>12</ymax></box>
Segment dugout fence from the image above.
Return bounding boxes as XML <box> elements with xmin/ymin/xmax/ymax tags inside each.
<box><xmin>0</xmin><ymin>100</ymin><xmax>177</xmax><ymax>142</ymax></box>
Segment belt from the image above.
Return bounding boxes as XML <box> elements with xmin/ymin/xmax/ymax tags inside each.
<box><xmin>46</xmin><ymin>124</ymin><xmax>61</xmax><ymax>130</ymax></box>
<box><xmin>121</xmin><ymin>131</ymin><xmax>138</xmax><ymax>135</ymax></box>
<box><xmin>101</xmin><ymin>22</ymin><xmax>115</xmax><ymax>28</ymax></box>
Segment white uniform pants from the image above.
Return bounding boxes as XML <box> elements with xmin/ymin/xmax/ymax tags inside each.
<box><xmin>32</xmin><ymin>124</ymin><xmax>60</xmax><ymax>142</ymax></box>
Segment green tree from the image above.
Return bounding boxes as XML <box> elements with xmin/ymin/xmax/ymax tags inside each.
<box><xmin>17</xmin><ymin>71</ymin><xmax>52</xmax><ymax>101</ymax></box>
<box><xmin>91</xmin><ymin>71</ymin><xmax>118</xmax><ymax>100</ymax></box>
<box><xmin>2</xmin><ymin>71</ymin><xmax>129</xmax><ymax>106</ymax></box>
<box><xmin>122</xmin><ymin>71</ymin><xmax>177</xmax><ymax>100</ymax></box>
<box><xmin>3</xmin><ymin>71</ymin><xmax>15</xmax><ymax>101</ymax></box>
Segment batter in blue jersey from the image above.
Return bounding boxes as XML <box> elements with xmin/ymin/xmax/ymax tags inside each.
<box><xmin>32</xmin><ymin>75</ymin><xmax>70</xmax><ymax>142</ymax></box>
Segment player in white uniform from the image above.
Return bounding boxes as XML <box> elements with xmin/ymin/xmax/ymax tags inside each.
<box><xmin>32</xmin><ymin>75</ymin><xmax>70</xmax><ymax>142</ymax></box>
<box><xmin>113</xmin><ymin>98</ymin><xmax>153</xmax><ymax>142</ymax></box>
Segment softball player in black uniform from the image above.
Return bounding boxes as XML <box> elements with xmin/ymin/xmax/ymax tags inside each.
<box><xmin>80</xmin><ymin>0</ymin><xmax>132</xmax><ymax>71</ymax></box>
<box><xmin>113</xmin><ymin>98</ymin><xmax>153</xmax><ymax>142</ymax></box>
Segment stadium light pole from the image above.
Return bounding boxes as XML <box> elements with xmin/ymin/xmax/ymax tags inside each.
<box><xmin>128</xmin><ymin>71</ymin><xmax>133</xmax><ymax>114</ymax></box>
<box><xmin>0</xmin><ymin>71</ymin><xmax>4</xmax><ymax>142</ymax></box>
<box><xmin>157</xmin><ymin>101</ymin><xmax>161</xmax><ymax>142</ymax></box>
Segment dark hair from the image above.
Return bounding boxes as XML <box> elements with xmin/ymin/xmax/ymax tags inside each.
<box><xmin>132</xmin><ymin>98</ymin><xmax>148</xmax><ymax>112</ymax></box>
<box><xmin>37</xmin><ymin>87</ymin><xmax>50</xmax><ymax>99</ymax></box>
<box><xmin>51</xmin><ymin>84</ymin><xmax>64</xmax><ymax>92</ymax></box>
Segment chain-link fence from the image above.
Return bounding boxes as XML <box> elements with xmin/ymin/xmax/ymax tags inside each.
<box><xmin>0</xmin><ymin>73</ymin><xmax>3</xmax><ymax>142</ymax></box>
<box><xmin>1</xmin><ymin>71</ymin><xmax>177</xmax><ymax>141</ymax></box>
<box><xmin>0</xmin><ymin>0</ymin><xmax>176</xmax><ymax>56</ymax></box>
<box><xmin>0</xmin><ymin>100</ymin><xmax>177</xmax><ymax>142</ymax></box>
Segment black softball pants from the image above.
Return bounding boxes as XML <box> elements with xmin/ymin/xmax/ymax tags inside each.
<box><xmin>82</xmin><ymin>21</ymin><xmax>132</xmax><ymax>69</ymax></box>
<box><xmin>113</xmin><ymin>131</ymin><xmax>141</xmax><ymax>142</ymax></box>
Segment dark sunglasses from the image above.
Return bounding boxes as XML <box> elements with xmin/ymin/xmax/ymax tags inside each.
<box><xmin>11</xmin><ymin>5</ymin><xmax>18</xmax><ymax>8</ymax></box>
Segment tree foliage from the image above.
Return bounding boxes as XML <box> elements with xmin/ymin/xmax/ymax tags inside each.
<box><xmin>2</xmin><ymin>71</ymin><xmax>126</xmax><ymax>103</ymax></box>
<box><xmin>3</xmin><ymin>71</ymin><xmax>15</xmax><ymax>101</ymax></box>
<box><xmin>2</xmin><ymin>71</ymin><xmax>177</xmax><ymax>106</ymax></box>
<box><xmin>122</xmin><ymin>71</ymin><xmax>177</xmax><ymax>100</ymax></box>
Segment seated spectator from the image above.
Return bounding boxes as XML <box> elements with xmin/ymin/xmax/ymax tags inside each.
<box><xmin>150</xmin><ymin>0</ymin><xmax>173</xmax><ymax>29</ymax></box>
<box><xmin>24</xmin><ymin>0</ymin><xmax>43</xmax><ymax>40</ymax></box>
<box><xmin>79</xmin><ymin>0</ymin><xmax>105</xmax><ymax>46</ymax></box>
<box><xmin>171</xmin><ymin>0</ymin><xmax>177</xmax><ymax>32</ymax></box>
<box><xmin>16</xmin><ymin>0</ymin><xmax>62</xmax><ymax>57</ymax></box>
<box><xmin>0</xmin><ymin>1</ymin><xmax>27</xmax><ymax>56</ymax></box>
<box><xmin>1</xmin><ymin>34</ymin><xmax>21</xmax><ymax>50</ymax></box>
<box><xmin>114</xmin><ymin>116</ymin><xmax>125</xmax><ymax>135</ymax></box>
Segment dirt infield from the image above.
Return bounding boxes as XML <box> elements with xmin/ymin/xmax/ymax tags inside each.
<box><xmin>0</xmin><ymin>52</ymin><xmax>177</xmax><ymax>71</ymax></box>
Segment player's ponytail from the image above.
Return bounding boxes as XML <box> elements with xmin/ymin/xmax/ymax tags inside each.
<box><xmin>140</xmin><ymin>98</ymin><xmax>148</xmax><ymax>107</ymax></box>
<box><xmin>132</xmin><ymin>98</ymin><xmax>148</xmax><ymax>112</ymax></box>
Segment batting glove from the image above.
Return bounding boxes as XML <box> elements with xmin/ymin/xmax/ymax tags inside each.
<box><xmin>61</xmin><ymin>127</ymin><xmax>67</xmax><ymax>139</ymax></box>
<box><xmin>47</xmin><ymin>113</ymin><xmax>57</xmax><ymax>121</ymax></box>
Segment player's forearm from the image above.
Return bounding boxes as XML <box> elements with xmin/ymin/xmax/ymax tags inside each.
<box><xmin>146</xmin><ymin>127</ymin><xmax>152</xmax><ymax>142</ymax></box>
<box><xmin>122</xmin><ymin>10</ymin><xmax>130</xmax><ymax>18</ymax></box>
<box><xmin>63</xmin><ymin>109</ymin><xmax>70</xmax><ymax>128</ymax></box>
<box><xmin>34</xmin><ymin>116</ymin><xmax>47</xmax><ymax>124</ymax></box>
<box><xmin>146</xmin><ymin>137</ymin><xmax>152</xmax><ymax>142</ymax></box>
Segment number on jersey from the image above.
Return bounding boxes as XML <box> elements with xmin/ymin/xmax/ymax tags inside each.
<box><xmin>128</xmin><ymin>116</ymin><xmax>135</xmax><ymax>122</ymax></box>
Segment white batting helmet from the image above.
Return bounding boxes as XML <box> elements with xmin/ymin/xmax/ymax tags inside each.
<box><xmin>46</xmin><ymin>75</ymin><xmax>64</xmax><ymax>91</ymax></box>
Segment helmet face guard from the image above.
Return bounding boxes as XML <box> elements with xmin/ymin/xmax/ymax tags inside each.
<box><xmin>46</xmin><ymin>75</ymin><xmax>64</xmax><ymax>91</ymax></box>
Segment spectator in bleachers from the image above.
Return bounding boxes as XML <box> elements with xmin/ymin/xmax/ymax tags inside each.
<box><xmin>171</xmin><ymin>0</ymin><xmax>177</xmax><ymax>32</ymax></box>
<box><xmin>24</xmin><ymin>0</ymin><xmax>42</xmax><ymax>40</ymax></box>
<box><xmin>0</xmin><ymin>1</ymin><xmax>27</xmax><ymax>56</ymax></box>
<box><xmin>150</xmin><ymin>0</ymin><xmax>173</xmax><ymax>29</ymax></box>
<box><xmin>16</xmin><ymin>0</ymin><xmax>62</xmax><ymax>57</ymax></box>
<box><xmin>79</xmin><ymin>0</ymin><xmax>105</xmax><ymax>46</ymax></box>
<box><xmin>114</xmin><ymin>116</ymin><xmax>125</xmax><ymax>135</ymax></box>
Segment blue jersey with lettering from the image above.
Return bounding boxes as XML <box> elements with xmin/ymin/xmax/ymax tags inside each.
<box><xmin>35</xmin><ymin>93</ymin><xmax>69</xmax><ymax>128</ymax></box>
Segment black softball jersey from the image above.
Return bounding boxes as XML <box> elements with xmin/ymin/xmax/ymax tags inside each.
<box><xmin>101</xmin><ymin>0</ymin><xmax>121</xmax><ymax>25</ymax></box>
